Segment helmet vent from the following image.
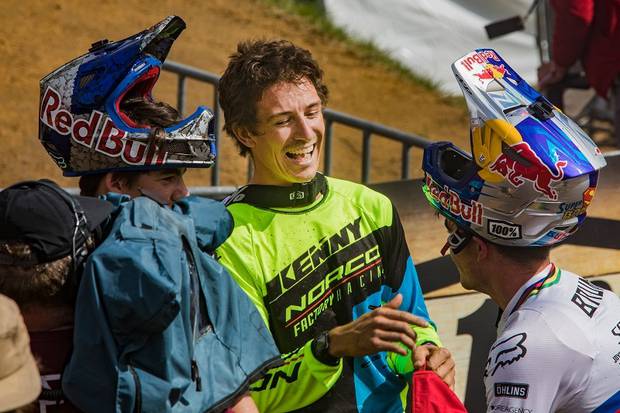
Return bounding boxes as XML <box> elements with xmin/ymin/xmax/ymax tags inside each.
<box><xmin>527</xmin><ymin>98</ymin><xmax>555</xmax><ymax>121</ymax></box>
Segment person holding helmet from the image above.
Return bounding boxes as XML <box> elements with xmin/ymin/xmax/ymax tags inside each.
<box><xmin>38</xmin><ymin>16</ymin><xmax>280</xmax><ymax>413</ymax></box>
<box><xmin>423</xmin><ymin>49</ymin><xmax>620</xmax><ymax>412</ymax></box>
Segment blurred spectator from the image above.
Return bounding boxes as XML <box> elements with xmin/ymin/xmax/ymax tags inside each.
<box><xmin>0</xmin><ymin>293</ymin><xmax>41</xmax><ymax>413</ymax></box>
<box><xmin>0</xmin><ymin>180</ymin><xmax>113</xmax><ymax>412</ymax></box>
<box><xmin>538</xmin><ymin>0</ymin><xmax>620</xmax><ymax>99</ymax></box>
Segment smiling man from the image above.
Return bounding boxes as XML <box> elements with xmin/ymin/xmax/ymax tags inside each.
<box><xmin>216</xmin><ymin>39</ymin><xmax>454</xmax><ymax>413</ymax></box>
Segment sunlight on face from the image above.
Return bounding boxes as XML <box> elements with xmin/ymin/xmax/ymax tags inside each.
<box><xmin>128</xmin><ymin>169</ymin><xmax>189</xmax><ymax>206</ymax></box>
<box><xmin>248</xmin><ymin>78</ymin><xmax>325</xmax><ymax>185</ymax></box>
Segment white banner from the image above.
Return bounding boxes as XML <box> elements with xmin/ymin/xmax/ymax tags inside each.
<box><xmin>324</xmin><ymin>0</ymin><xmax>539</xmax><ymax>94</ymax></box>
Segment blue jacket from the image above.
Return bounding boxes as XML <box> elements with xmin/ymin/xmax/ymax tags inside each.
<box><xmin>62</xmin><ymin>195</ymin><xmax>280</xmax><ymax>412</ymax></box>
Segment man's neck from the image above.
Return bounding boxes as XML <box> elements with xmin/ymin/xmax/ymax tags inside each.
<box><xmin>489</xmin><ymin>258</ymin><xmax>551</xmax><ymax>310</ymax></box>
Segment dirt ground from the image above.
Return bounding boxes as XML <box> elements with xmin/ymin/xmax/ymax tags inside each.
<box><xmin>0</xmin><ymin>0</ymin><xmax>472</xmax><ymax>188</ymax></box>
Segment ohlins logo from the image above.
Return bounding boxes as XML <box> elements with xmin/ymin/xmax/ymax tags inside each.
<box><xmin>40</xmin><ymin>86</ymin><xmax>166</xmax><ymax>166</ymax></box>
<box><xmin>426</xmin><ymin>176</ymin><xmax>483</xmax><ymax>226</ymax></box>
<box><xmin>273</xmin><ymin>217</ymin><xmax>363</xmax><ymax>296</ymax></box>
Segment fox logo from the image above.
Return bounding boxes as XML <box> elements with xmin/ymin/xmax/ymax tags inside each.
<box><xmin>485</xmin><ymin>333</ymin><xmax>528</xmax><ymax>377</ymax></box>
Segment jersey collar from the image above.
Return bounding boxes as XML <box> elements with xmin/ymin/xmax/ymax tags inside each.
<box><xmin>497</xmin><ymin>263</ymin><xmax>561</xmax><ymax>332</ymax></box>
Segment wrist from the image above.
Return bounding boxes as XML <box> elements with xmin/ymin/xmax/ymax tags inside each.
<box><xmin>311</xmin><ymin>330</ymin><xmax>341</xmax><ymax>365</ymax></box>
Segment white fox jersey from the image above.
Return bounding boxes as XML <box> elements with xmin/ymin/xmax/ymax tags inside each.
<box><xmin>484</xmin><ymin>264</ymin><xmax>620</xmax><ymax>413</ymax></box>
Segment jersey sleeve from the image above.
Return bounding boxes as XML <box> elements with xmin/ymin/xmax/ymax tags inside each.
<box><xmin>378</xmin><ymin>204</ymin><xmax>442</xmax><ymax>377</ymax></box>
<box><xmin>215</xmin><ymin>228</ymin><xmax>342</xmax><ymax>412</ymax></box>
<box><xmin>484</xmin><ymin>310</ymin><xmax>592</xmax><ymax>412</ymax></box>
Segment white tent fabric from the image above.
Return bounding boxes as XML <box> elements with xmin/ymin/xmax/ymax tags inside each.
<box><xmin>324</xmin><ymin>0</ymin><xmax>540</xmax><ymax>94</ymax></box>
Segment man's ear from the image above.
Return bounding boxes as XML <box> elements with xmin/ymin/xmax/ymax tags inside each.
<box><xmin>105</xmin><ymin>172</ymin><xmax>127</xmax><ymax>194</ymax></box>
<box><xmin>473</xmin><ymin>237</ymin><xmax>489</xmax><ymax>262</ymax></box>
<box><xmin>233</xmin><ymin>127</ymin><xmax>256</xmax><ymax>150</ymax></box>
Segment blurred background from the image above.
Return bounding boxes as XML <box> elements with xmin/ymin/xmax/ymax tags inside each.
<box><xmin>1</xmin><ymin>0</ymin><xmax>617</xmax><ymax>410</ymax></box>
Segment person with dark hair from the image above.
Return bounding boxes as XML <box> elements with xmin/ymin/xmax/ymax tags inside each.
<box><xmin>77</xmin><ymin>97</ymin><xmax>189</xmax><ymax>203</ymax></box>
<box><xmin>216</xmin><ymin>39</ymin><xmax>455</xmax><ymax>412</ymax></box>
<box><xmin>0</xmin><ymin>180</ymin><xmax>114</xmax><ymax>412</ymax></box>
<box><xmin>423</xmin><ymin>49</ymin><xmax>619</xmax><ymax>411</ymax></box>
<box><xmin>38</xmin><ymin>16</ymin><xmax>280</xmax><ymax>413</ymax></box>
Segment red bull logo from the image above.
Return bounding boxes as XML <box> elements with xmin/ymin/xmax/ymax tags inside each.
<box><xmin>426</xmin><ymin>176</ymin><xmax>484</xmax><ymax>226</ymax></box>
<box><xmin>459</xmin><ymin>50</ymin><xmax>500</xmax><ymax>71</ymax></box>
<box><xmin>489</xmin><ymin>142</ymin><xmax>568</xmax><ymax>200</ymax></box>
<box><xmin>40</xmin><ymin>85</ymin><xmax>167</xmax><ymax>167</ymax></box>
<box><xmin>474</xmin><ymin>64</ymin><xmax>508</xmax><ymax>81</ymax></box>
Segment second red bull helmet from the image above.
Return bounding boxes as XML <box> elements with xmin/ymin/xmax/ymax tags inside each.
<box><xmin>39</xmin><ymin>16</ymin><xmax>216</xmax><ymax>176</ymax></box>
<box><xmin>422</xmin><ymin>49</ymin><xmax>607</xmax><ymax>247</ymax></box>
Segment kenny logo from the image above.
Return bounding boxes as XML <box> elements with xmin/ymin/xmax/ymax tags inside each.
<box><xmin>485</xmin><ymin>333</ymin><xmax>527</xmax><ymax>377</ymax></box>
<box><xmin>273</xmin><ymin>217</ymin><xmax>363</xmax><ymax>294</ymax></box>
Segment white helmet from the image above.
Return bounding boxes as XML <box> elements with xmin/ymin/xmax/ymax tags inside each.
<box><xmin>422</xmin><ymin>49</ymin><xmax>606</xmax><ymax>247</ymax></box>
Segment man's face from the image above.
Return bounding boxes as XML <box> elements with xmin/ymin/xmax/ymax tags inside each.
<box><xmin>244</xmin><ymin>78</ymin><xmax>324</xmax><ymax>185</ymax></box>
<box><xmin>443</xmin><ymin>219</ymin><xmax>480</xmax><ymax>291</ymax></box>
<box><xmin>124</xmin><ymin>169</ymin><xmax>189</xmax><ymax>207</ymax></box>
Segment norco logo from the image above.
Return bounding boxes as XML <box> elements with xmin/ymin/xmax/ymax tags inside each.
<box><xmin>488</xmin><ymin>220</ymin><xmax>521</xmax><ymax>240</ymax></box>
<box><xmin>494</xmin><ymin>382</ymin><xmax>529</xmax><ymax>399</ymax></box>
<box><xmin>40</xmin><ymin>86</ymin><xmax>166</xmax><ymax>166</ymax></box>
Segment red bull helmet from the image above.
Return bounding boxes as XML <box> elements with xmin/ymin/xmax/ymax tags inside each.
<box><xmin>422</xmin><ymin>49</ymin><xmax>607</xmax><ymax>247</ymax></box>
<box><xmin>39</xmin><ymin>16</ymin><xmax>216</xmax><ymax>176</ymax></box>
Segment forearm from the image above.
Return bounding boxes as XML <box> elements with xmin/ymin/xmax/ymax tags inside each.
<box><xmin>250</xmin><ymin>341</ymin><xmax>342</xmax><ymax>413</ymax></box>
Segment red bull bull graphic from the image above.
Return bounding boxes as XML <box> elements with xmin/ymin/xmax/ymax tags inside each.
<box><xmin>489</xmin><ymin>142</ymin><xmax>568</xmax><ymax>200</ymax></box>
<box><xmin>426</xmin><ymin>176</ymin><xmax>484</xmax><ymax>226</ymax></box>
<box><xmin>474</xmin><ymin>64</ymin><xmax>508</xmax><ymax>82</ymax></box>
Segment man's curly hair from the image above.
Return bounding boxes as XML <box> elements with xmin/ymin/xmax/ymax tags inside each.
<box><xmin>218</xmin><ymin>39</ymin><xmax>329</xmax><ymax>157</ymax></box>
<box><xmin>0</xmin><ymin>241</ymin><xmax>91</xmax><ymax>306</ymax></box>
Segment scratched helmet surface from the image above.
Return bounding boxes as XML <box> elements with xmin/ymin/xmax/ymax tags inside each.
<box><xmin>422</xmin><ymin>49</ymin><xmax>607</xmax><ymax>247</ymax></box>
<box><xmin>39</xmin><ymin>16</ymin><xmax>216</xmax><ymax>176</ymax></box>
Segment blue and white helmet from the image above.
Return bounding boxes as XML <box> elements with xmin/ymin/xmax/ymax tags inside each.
<box><xmin>422</xmin><ymin>49</ymin><xmax>606</xmax><ymax>247</ymax></box>
<box><xmin>39</xmin><ymin>16</ymin><xmax>216</xmax><ymax>176</ymax></box>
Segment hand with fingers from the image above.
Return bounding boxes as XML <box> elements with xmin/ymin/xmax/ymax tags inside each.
<box><xmin>413</xmin><ymin>344</ymin><xmax>456</xmax><ymax>389</ymax></box>
<box><xmin>327</xmin><ymin>294</ymin><xmax>430</xmax><ymax>358</ymax></box>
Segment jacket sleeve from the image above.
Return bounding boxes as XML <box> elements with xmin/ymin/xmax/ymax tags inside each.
<box><xmin>378</xmin><ymin>204</ymin><xmax>442</xmax><ymax>377</ymax></box>
<box><xmin>550</xmin><ymin>0</ymin><xmax>594</xmax><ymax>68</ymax></box>
<box><xmin>216</xmin><ymin>237</ymin><xmax>342</xmax><ymax>412</ymax></box>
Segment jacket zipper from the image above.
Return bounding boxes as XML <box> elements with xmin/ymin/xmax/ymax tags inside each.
<box><xmin>128</xmin><ymin>364</ymin><xmax>142</xmax><ymax>413</ymax></box>
<box><xmin>182</xmin><ymin>238</ymin><xmax>203</xmax><ymax>393</ymax></box>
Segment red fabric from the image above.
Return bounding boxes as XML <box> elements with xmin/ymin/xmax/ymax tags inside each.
<box><xmin>551</xmin><ymin>0</ymin><xmax>620</xmax><ymax>96</ymax></box>
<box><xmin>412</xmin><ymin>370</ymin><xmax>468</xmax><ymax>413</ymax></box>
<box><xmin>29</xmin><ymin>328</ymin><xmax>82</xmax><ymax>413</ymax></box>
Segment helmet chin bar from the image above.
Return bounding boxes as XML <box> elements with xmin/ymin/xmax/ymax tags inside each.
<box><xmin>38</xmin><ymin>16</ymin><xmax>218</xmax><ymax>176</ymax></box>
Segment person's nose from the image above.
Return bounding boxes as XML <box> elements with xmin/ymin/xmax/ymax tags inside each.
<box><xmin>171</xmin><ymin>178</ymin><xmax>190</xmax><ymax>203</ymax></box>
<box><xmin>295</xmin><ymin>116</ymin><xmax>316</xmax><ymax>141</ymax></box>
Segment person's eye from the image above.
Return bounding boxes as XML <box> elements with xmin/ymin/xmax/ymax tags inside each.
<box><xmin>274</xmin><ymin>117</ymin><xmax>291</xmax><ymax>126</ymax></box>
<box><xmin>306</xmin><ymin>110</ymin><xmax>320</xmax><ymax>118</ymax></box>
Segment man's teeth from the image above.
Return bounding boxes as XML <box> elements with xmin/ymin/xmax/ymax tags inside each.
<box><xmin>286</xmin><ymin>145</ymin><xmax>314</xmax><ymax>158</ymax></box>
